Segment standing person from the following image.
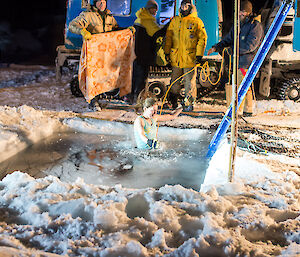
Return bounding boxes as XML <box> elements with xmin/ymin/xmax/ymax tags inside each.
<box><xmin>207</xmin><ymin>0</ymin><xmax>263</xmax><ymax>117</ymax></box>
<box><xmin>134</xmin><ymin>98</ymin><xmax>182</xmax><ymax>149</ymax></box>
<box><xmin>164</xmin><ymin>0</ymin><xmax>207</xmax><ymax>112</ymax></box>
<box><xmin>69</xmin><ymin>0</ymin><xmax>134</xmax><ymax>111</ymax></box>
<box><xmin>124</xmin><ymin>0</ymin><xmax>162</xmax><ymax>105</ymax></box>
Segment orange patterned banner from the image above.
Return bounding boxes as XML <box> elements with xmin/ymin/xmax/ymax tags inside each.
<box><xmin>78</xmin><ymin>29</ymin><xmax>136</xmax><ymax>103</ymax></box>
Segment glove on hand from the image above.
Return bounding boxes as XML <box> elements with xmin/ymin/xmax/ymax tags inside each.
<box><xmin>147</xmin><ymin>139</ymin><xmax>153</xmax><ymax>148</ymax></box>
<box><xmin>128</xmin><ymin>26</ymin><xmax>136</xmax><ymax>34</ymax></box>
<box><xmin>196</xmin><ymin>55</ymin><xmax>203</xmax><ymax>64</ymax></box>
<box><xmin>165</xmin><ymin>54</ymin><xmax>171</xmax><ymax>63</ymax></box>
<box><xmin>81</xmin><ymin>28</ymin><xmax>92</xmax><ymax>41</ymax></box>
<box><xmin>147</xmin><ymin>139</ymin><xmax>158</xmax><ymax>149</ymax></box>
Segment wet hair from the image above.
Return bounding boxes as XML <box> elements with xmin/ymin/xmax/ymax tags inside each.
<box><xmin>143</xmin><ymin>97</ymin><xmax>157</xmax><ymax>109</ymax></box>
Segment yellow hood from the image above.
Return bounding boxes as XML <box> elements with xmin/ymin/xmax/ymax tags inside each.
<box><xmin>164</xmin><ymin>4</ymin><xmax>207</xmax><ymax>68</ymax></box>
<box><xmin>134</xmin><ymin>8</ymin><xmax>160</xmax><ymax>36</ymax></box>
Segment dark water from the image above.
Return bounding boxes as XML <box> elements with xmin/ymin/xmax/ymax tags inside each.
<box><xmin>0</xmin><ymin>130</ymin><xmax>211</xmax><ymax>191</ymax></box>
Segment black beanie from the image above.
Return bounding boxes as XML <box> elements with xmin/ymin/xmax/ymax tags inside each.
<box><xmin>145</xmin><ymin>0</ymin><xmax>158</xmax><ymax>10</ymax></box>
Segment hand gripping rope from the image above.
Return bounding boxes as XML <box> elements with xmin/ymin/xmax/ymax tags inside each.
<box><xmin>156</xmin><ymin>48</ymin><xmax>232</xmax><ymax>137</ymax></box>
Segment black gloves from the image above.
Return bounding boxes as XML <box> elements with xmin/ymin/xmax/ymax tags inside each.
<box><xmin>196</xmin><ymin>55</ymin><xmax>203</xmax><ymax>64</ymax></box>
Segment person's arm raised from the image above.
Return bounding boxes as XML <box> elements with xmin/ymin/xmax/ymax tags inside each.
<box><xmin>154</xmin><ymin>106</ymin><xmax>183</xmax><ymax>122</ymax></box>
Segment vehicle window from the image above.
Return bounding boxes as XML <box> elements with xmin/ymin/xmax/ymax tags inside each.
<box><xmin>160</xmin><ymin>0</ymin><xmax>176</xmax><ymax>25</ymax></box>
<box><xmin>107</xmin><ymin>0</ymin><xmax>131</xmax><ymax>16</ymax></box>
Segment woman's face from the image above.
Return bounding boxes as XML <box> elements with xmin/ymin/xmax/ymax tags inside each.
<box><xmin>96</xmin><ymin>0</ymin><xmax>106</xmax><ymax>12</ymax></box>
<box><xmin>143</xmin><ymin>104</ymin><xmax>158</xmax><ymax>118</ymax></box>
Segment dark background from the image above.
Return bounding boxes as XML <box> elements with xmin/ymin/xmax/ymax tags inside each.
<box><xmin>0</xmin><ymin>0</ymin><xmax>66</xmax><ymax>65</ymax></box>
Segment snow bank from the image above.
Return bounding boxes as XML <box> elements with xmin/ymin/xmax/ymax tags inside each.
<box><xmin>201</xmin><ymin>140</ymin><xmax>281</xmax><ymax>192</ymax></box>
<box><xmin>0</xmin><ymin>168</ymin><xmax>299</xmax><ymax>256</ymax></box>
<box><xmin>0</xmin><ymin>105</ymin><xmax>65</xmax><ymax>163</ymax></box>
<box><xmin>63</xmin><ymin>117</ymin><xmax>208</xmax><ymax>141</ymax></box>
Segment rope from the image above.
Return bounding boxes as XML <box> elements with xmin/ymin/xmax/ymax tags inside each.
<box><xmin>156</xmin><ymin>65</ymin><xmax>198</xmax><ymax>136</ymax></box>
<box><xmin>238</xmin><ymin>118</ymin><xmax>300</xmax><ymax>157</ymax></box>
<box><xmin>198</xmin><ymin>48</ymin><xmax>231</xmax><ymax>86</ymax></box>
<box><xmin>156</xmin><ymin>48</ymin><xmax>232</xmax><ymax>137</ymax></box>
<box><xmin>236</xmin><ymin>134</ymin><xmax>268</xmax><ymax>155</ymax></box>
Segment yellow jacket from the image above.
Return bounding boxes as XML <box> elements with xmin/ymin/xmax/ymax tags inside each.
<box><xmin>134</xmin><ymin>8</ymin><xmax>160</xmax><ymax>37</ymax></box>
<box><xmin>69</xmin><ymin>6</ymin><xmax>118</xmax><ymax>35</ymax></box>
<box><xmin>164</xmin><ymin>7</ymin><xmax>207</xmax><ymax>68</ymax></box>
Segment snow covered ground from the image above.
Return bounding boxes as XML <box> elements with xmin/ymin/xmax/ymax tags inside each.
<box><xmin>0</xmin><ymin>66</ymin><xmax>299</xmax><ymax>256</ymax></box>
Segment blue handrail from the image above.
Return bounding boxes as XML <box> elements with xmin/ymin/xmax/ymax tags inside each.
<box><xmin>207</xmin><ymin>0</ymin><xmax>294</xmax><ymax>158</ymax></box>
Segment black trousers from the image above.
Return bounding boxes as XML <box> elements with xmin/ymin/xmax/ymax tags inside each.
<box><xmin>131</xmin><ymin>60</ymin><xmax>150</xmax><ymax>100</ymax></box>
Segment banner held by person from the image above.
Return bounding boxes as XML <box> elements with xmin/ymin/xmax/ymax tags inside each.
<box><xmin>79</xmin><ymin>29</ymin><xmax>136</xmax><ymax>103</ymax></box>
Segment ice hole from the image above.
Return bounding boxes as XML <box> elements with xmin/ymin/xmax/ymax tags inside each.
<box><xmin>0</xmin><ymin>119</ymin><xmax>211</xmax><ymax>191</ymax></box>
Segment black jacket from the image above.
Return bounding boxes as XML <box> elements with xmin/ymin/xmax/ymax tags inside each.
<box><xmin>133</xmin><ymin>24</ymin><xmax>168</xmax><ymax>66</ymax></box>
<box><xmin>214</xmin><ymin>16</ymin><xmax>264</xmax><ymax>69</ymax></box>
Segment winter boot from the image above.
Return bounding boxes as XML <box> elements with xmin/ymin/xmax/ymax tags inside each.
<box><xmin>88</xmin><ymin>98</ymin><xmax>102</xmax><ymax>112</ymax></box>
<box><xmin>182</xmin><ymin>105</ymin><xmax>193</xmax><ymax>112</ymax></box>
<box><xmin>182</xmin><ymin>96</ymin><xmax>194</xmax><ymax>112</ymax></box>
<box><xmin>168</xmin><ymin>92</ymin><xmax>179</xmax><ymax>109</ymax></box>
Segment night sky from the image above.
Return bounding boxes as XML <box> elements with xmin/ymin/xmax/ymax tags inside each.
<box><xmin>1</xmin><ymin>0</ymin><xmax>66</xmax><ymax>29</ymax></box>
<box><xmin>0</xmin><ymin>0</ymin><xmax>66</xmax><ymax>64</ymax></box>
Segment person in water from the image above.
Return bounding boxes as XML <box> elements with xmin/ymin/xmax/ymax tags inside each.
<box><xmin>134</xmin><ymin>98</ymin><xmax>183</xmax><ymax>149</ymax></box>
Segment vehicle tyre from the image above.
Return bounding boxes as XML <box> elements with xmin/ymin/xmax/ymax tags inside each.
<box><xmin>148</xmin><ymin>81</ymin><xmax>166</xmax><ymax>100</ymax></box>
<box><xmin>179</xmin><ymin>87</ymin><xmax>185</xmax><ymax>99</ymax></box>
<box><xmin>277</xmin><ymin>78</ymin><xmax>300</xmax><ymax>102</ymax></box>
<box><xmin>69</xmin><ymin>75</ymin><xmax>83</xmax><ymax>97</ymax></box>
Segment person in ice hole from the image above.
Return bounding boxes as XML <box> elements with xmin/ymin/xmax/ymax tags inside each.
<box><xmin>134</xmin><ymin>97</ymin><xmax>183</xmax><ymax>149</ymax></box>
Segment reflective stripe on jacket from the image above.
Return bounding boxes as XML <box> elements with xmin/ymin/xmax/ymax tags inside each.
<box><xmin>164</xmin><ymin>7</ymin><xmax>207</xmax><ymax>68</ymax></box>
<box><xmin>69</xmin><ymin>6</ymin><xmax>118</xmax><ymax>35</ymax></box>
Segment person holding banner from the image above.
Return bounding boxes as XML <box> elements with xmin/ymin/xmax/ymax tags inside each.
<box><xmin>69</xmin><ymin>0</ymin><xmax>135</xmax><ymax>111</ymax></box>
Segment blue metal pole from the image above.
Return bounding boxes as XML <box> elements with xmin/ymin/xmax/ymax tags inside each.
<box><xmin>207</xmin><ymin>0</ymin><xmax>294</xmax><ymax>158</ymax></box>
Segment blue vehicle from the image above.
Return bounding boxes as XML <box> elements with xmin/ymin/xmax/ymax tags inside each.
<box><xmin>56</xmin><ymin>0</ymin><xmax>300</xmax><ymax>102</ymax></box>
